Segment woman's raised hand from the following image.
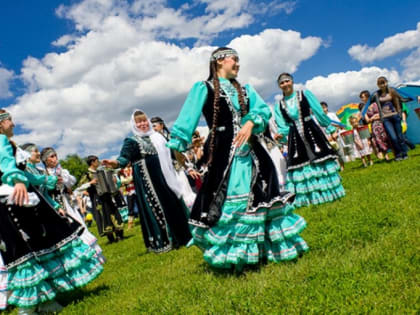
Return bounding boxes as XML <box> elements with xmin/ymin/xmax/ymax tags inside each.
<box><xmin>12</xmin><ymin>182</ymin><xmax>28</xmax><ymax>206</ymax></box>
<box><xmin>102</xmin><ymin>159</ymin><xmax>119</xmax><ymax>169</ymax></box>
<box><xmin>233</xmin><ymin>120</ymin><xmax>254</xmax><ymax>148</ymax></box>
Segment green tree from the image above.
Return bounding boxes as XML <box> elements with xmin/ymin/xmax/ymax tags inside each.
<box><xmin>59</xmin><ymin>154</ymin><xmax>89</xmax><ymax>185</ymax></box>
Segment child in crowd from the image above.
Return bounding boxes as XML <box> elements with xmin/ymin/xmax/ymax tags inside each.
<box><xmin>349</xmin><ymin>115</ymin><xmax>373</xmax><ymax>167</ymax></box>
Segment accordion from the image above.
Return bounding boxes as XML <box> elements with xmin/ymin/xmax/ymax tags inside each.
<box><xmin>95</xmin><ymin>168</ymin><xmax>118</xmax><ymax>196</ymax></box>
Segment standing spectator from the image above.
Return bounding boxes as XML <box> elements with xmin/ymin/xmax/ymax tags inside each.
<box><xmin>349</xmin><ymin>116</ymin><xmax>373</xmax><ymax>167</ymax></box>
<box><xmin>362</xmin><ymin>90</ymin><xmax>391</xmax><ymax>161</ymax></box>
<box><xmin>371</xmin><ymin>76</ymin><xmax>408</xmax><ymax>161</ymax></box>
<box><xmin>320</xmin><ymin>102</ymin><xmax>345</xmax><ymax>170</ymax></box>
<box><xmin>120</xmin><ymin>165</ymin><xmax>139</xmax><ymax>229</ymax></box>
<box><xmin>79</xmin><ymin>155</ymin><xmax>124</xmax><ymax>243</ymax></box>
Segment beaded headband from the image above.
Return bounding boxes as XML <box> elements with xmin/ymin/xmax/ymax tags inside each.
<box><xmin>278</xmin><ymin>73</ymin><xmax>293</xmax><ymax>84</ymax></box>
<box><xmin>150</xmin><ymin>116</ymin><xmax>164</xmax><ymax>124</ymax></box>
<box><xmin>0</xmin><ymin>112</ymin><xmax>11</xmax><ymax>122</ymax></box>
<box><xmin>210</xmin><ymin>49</ymin><xmax>238</xmax><ymax>61</ymax></box>
<box><xmin>21</xmin><ymin>143</ymin><xmax>37</xmax><ymax>153</ymax></box>
<box><xmin>41</xmin><ymin>148</ymin><xmax>56</xmax><ymax>162</ymax></box>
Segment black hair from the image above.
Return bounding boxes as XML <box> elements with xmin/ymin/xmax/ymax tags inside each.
<box><xmin>277</xmin><ymin>72</ymin><xmax>293</xmax><ymax>84</ymax></box>
<box><xmin>359</xmin><ymin>90</ymin><xmax>370</xmax><ymax>99</ymax></box>
<box><xmin>86</xmin><ymin>155</ymin><xmax>99</xmax><ymax>166</ymax></box>
<box><xmin>206</xmin><ymin>47</ymin><xmax>247</xmax><ymax>167</ymax></box>
<box><xmin>377</xmin><ymin>76</ymin><xmax>388</xmax><ymax>83</ymax></box>
<box><xmin>150</xmin><ymin>116</ymin><xmax>164</xmax><ymax>124</ymax></box>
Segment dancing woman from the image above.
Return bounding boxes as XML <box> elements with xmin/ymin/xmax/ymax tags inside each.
<box><xmin>151</xmin><ymin>116</ymin><xmax>196</xmax><ymax>208</ymax></box>
<box><xmin>22</xmin><ymin>143</ymin><xmax>105</xmax><ymax>261</ymax></box>
<box><xmin>0</xmin><ymin>110</ymin><xmax>103</xmax><ymax>314</ymax></box>
<box><xmin>103</xmin><ymin>110</ymin><xmax>191</xmax><ymax>253</ymax></box>
<box><xmin>20</xmin><ymin>143</ymin><xmax>66</xmax><ymax>216</ymax></box>
<box><xmin>167</xmin><ymin>47</ymin><xmax>308</xmax><ymax>271</ymax></box>
<box><xmin>274</xmin><ymin>73</ymin><xmax>345</xmax><ymax>208</ymax></box>
<box><xmin>40</xmin><ymin>147</ymin><xmax>80</xmax><ymax>220</ymax></box>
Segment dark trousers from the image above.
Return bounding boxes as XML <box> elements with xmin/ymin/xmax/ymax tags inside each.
<box><xmin>383</xmin><ymin>115</ymin><xmax>407</xmax><ymax>158</ymax></box>
<box><xmin>90</xmin><ymin>193</ymin><xmax>123</xmax><ymax>237</ymax></box>
<box><xmin>127</xmin><ymin>194</ymin><xmax>139</xmax><ymax>217</ymax></box>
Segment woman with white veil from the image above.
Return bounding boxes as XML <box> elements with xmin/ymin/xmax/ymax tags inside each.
<box><xmin>103</xmin><ymin>110</ymin><xmax>192</xmax><ymax>253</ymax></box>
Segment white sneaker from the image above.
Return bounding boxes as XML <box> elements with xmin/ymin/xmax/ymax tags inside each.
<box><xmin>37</xmin><ymin>300</ymin><xmax>63</xmax><ymax>313</ymax></box>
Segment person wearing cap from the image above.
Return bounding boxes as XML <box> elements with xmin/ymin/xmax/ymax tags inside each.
<box><xmin>275</xmin><ymin>73</ymin><xmax>345</xmax><ymax>208</ymax></box>
<box><xmin>167</xmin><ymin>47</ymin><xmax>308</xmax><ymax>271</ymax></box>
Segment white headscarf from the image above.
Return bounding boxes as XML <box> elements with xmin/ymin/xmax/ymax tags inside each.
<box><xmin>130</xmin><ymin>110</ymin><xmax>154</xmax><ymax>137</ymax></box>
<box><xmin>130</xmin><ymin>109</ymin><xmax>184</xmax><ymax>199</ymax></box>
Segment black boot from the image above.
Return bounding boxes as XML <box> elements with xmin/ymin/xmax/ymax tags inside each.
<box><xmin>106</xmin><ymin>233</ymin><xmax>115</xmax><ymax>243</ymax></box>
<box><xmin>115</xmin><ymin>229</ymin><xmax>124</xmax><ymax>241</ymax></box>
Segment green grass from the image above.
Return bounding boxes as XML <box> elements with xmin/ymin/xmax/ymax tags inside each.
<box><xmin>6</xmin><ymin>148</ymin><xmax>420</xmax><ymax>314</ymax></box>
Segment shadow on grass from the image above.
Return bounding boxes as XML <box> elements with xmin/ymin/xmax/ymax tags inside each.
<box><xmin>57</xmin><ymin>284</ymin><xmax>110</xmax><ymax>306</ymax></box>
<box><xmin>120</xmin><ymin>234</ymin><xmax>134</xmax><ymax>241</ymax></box>
<box><xmin>196</xmin><ymin>257</ymin><xmax>301</xmax><ymax>278</ymax></box>
<box><xmin>103</xmin><ymin>234</ymin><xmax>135</xmax><ymax>246</ymax></box>
<box><xmin>137</xmin><ymin>250</ymin><xmax>150</xmax><ymax>257</ymax></box>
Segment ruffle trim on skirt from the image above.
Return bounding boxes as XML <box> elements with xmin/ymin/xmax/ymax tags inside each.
<box><xmin>119</xmin><ymin>207</ymin><xmax>129</xmax><ymax>223</ymax></box>
<box><xmin>218</xmin><ymin>200</ymin><xmax>296</xmax><ymax>225</ymax></box>
<box><xmin>286</xmin><ymin>159</ymin><xmax>345</xmax><ymax>208</ymax></box>
<box><xmin>188</xmin><ymin>199</ymin><xmax>308</xmax><ymax>270</ymax></box>
<box><xmin>3</xmin><ymin>238</ymin><xmax>104</xmax><ymax>309</ymax></box>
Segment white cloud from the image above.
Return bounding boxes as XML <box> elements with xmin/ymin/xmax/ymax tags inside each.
<box><xmin>248</xmin><ymin>0</ymin><xmax>297</xmax><ymax>16</ymax></box>
<box><xmin>402</xmin><ymin>47</ymin><xmax>420</xmax><ymax>81</ymax></box>
<box><xmin>290</xmin><ymin>67</ymin><xmax>401</xmax><ymax>111</ymax></box>
<box><xmin>0</xmin><ymin>66</ymin><xmax>14</xmax><ymax>99</ymax></box>
<box><xmin>10</xmin><ymin>0</ymin><xmax>322</xmax><ymax>159</ymax></box>
<box><xmin>229</xmin><ymin>28</ymin><xmax>322</xmax><ymax>95</ymax></box>
<box><xmin>56</xmin><ymin>0</ymin><xmax>254</xmax><ymax>42</ymax></box>
<box><xmin>348</xmin><ymin>22</ymin><xmax>420</xmax><ymax>63</ymax></box>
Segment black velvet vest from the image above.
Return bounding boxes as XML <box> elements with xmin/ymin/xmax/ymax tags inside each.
<box><xmin>189</xmin><ymin>81</ymin><xmax>292</xmax><ymax>228</ymax></box>
<box><xmin>279</xmin><ymin>91</ymin><xmax>337</xmax><ymax>170</ymax></box>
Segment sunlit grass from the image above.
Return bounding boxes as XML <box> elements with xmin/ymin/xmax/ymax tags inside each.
<box><xmin>5</xmin><ymin>147</ymin><xmax>420</xmax><ymax>314</ymax></box>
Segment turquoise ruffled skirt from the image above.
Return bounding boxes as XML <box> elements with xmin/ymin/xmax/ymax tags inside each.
<box><xmin>3</xmin><ymin>238</ymin><xmax>103</xmax><ymax>309</ymax></box>
<box><xmin>286</xmin><ymin>159</ymin><xmax>345</xmax><ymax>208</ymax></box>
<box><xmin>188</xmin><ymin>144</ymin><xmax>308</xmax><ymax>271</ymax></box>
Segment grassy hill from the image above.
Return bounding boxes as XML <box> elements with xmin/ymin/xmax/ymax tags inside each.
<box><xmin>6</xmin><ymin>148</ymin><xmax>420</xmax><ymax>314</ymax></box>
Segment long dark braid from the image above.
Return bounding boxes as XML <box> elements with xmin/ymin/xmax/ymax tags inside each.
<box><xmin>206</xmin><ymin>47</ymin><xmax>247</xmax><ymax>167</ymax></box>
<box><xmin>206</xmin><ymin>59</ymin><xmax>221</xmax><ymax>167</ymax></box>
<box><xmin>231</xmin><ymin>79</ymin><xmax>248</xmax><ymax>117</ymax></box>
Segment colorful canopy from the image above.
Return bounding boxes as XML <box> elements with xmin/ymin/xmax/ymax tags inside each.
<box><xmin>335</xmin><ymin>103</ymin><xmax>360</xmax><ymax>129</ymax></box>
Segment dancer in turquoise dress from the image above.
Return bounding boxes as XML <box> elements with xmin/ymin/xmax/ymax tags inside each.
<box><xmin>0</xmin><ymin>110</ymin><xmax>103</xmax><ymax>315</ymax></box>
<box><xmin>274</xmin><ymin>73</ymin><xmax>345</xmax><ymax>208</ymax></box>
<box><xmin>167</xmin><ymin>47</ymin><xmax>308</xmax><ymax>271</ymax></box>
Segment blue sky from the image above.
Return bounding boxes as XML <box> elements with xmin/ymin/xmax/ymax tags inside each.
<box><xmin>0</xmin><ymin>0</ymin><xmax>419</xmax><ymax>157</ymax></box>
